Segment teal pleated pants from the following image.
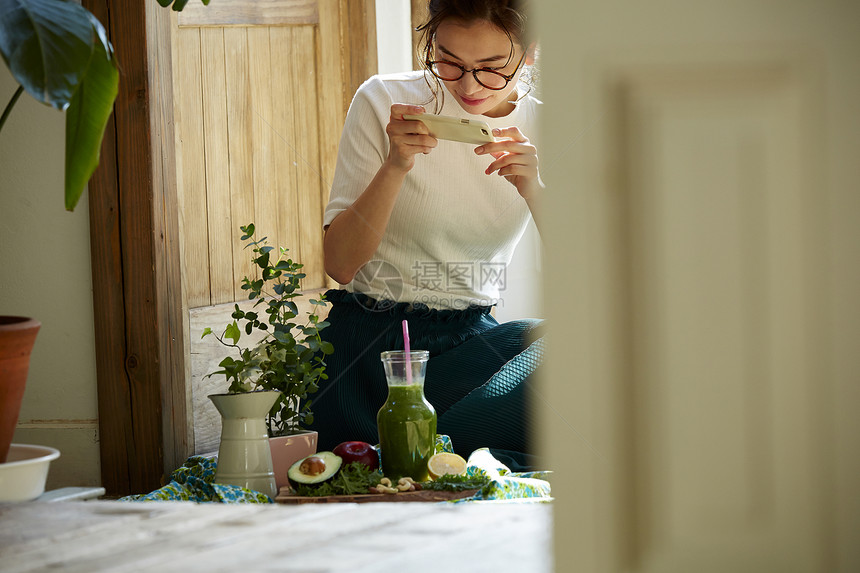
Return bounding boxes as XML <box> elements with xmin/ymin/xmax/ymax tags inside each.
<box><xmin>306</xmin><ymin>290</ymin><xmax>545</xmax><ymax>471</ymax></box>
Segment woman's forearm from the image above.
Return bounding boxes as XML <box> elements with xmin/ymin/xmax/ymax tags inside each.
<box><xmin>324</xmin><ymin>163</ymin><xmax>408</xmax><ymax>284</ymax></box>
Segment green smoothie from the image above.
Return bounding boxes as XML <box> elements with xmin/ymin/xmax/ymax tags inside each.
<box><xmin>376</xmin><ymin>382</ymin><xmax>437</xmax><ymax>481</ymax></box>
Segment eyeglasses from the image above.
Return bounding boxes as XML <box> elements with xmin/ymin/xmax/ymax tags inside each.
<box><xmin>425</xmin><ymin>50</ymin><xmax>526</xmax><ymax>91</ymax></box>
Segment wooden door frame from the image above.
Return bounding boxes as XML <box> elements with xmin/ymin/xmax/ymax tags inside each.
<box><xmin>84</xmin><ymin>0</ymin><xmax>377</xmax><ymax>496</ymax></box>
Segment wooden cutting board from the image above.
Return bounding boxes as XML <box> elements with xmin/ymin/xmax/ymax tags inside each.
<box><xmin>275</xmin><ymin>487</ymin><xmax>479</xmax><ymax>504</ymax></box>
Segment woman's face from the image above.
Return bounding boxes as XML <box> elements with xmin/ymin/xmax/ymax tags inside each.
<box><xmin>432</xmin><ymin>18</ymin><xmax>529</xmax><ymax>118</ymax></box>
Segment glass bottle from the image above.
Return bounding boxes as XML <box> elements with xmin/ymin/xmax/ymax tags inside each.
<box><xmin>376</xmin><ymin>350</ymin><xmax>436</xmax><ymax>481</ymax></box>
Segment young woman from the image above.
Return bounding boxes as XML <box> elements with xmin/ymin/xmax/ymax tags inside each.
<box><xmin>308</xmin><ymin>0</ymin><xmax>544</xmax><ymax>471</ymax></box>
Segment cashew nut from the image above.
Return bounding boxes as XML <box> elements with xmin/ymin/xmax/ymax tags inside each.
<box><xmin>397</xmin><ymin>477</ymin><xmax>416</xmax><ymax>491</ymax></box>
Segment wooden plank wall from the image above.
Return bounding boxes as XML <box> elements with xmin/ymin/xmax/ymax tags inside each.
<box><xmin>174</xmin><ymin>6</ymin><xmax>331</xmax><ymax>310</ymax></box>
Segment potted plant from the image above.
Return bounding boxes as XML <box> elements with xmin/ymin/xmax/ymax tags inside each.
<box><xmin>203</xmin><ymin>223</ymin><xmax>333</xmax><ymax>495</ymax></box>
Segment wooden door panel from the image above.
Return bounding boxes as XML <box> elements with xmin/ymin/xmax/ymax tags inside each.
<box><xmin>223</xmin><ymin>27</ymin><xmax>257</xmax><ymax>297</ymax></box>
<box><xmin>177</xmin><ymin>0</ymin><xmax>319</xmax><ymax>27</ymax></box>
<box><xmin>246</xmin><ymin>27</ymin><xmax>279</xmax><ymax>263</ymax></box>
<box><xmin>173</xmin><ymin>27</ymin><xmax>211</xmax><ymax>310</ymax></box>
<box><xmin>172</xmin><ymin>2</ymin><xmax>360</xmax><ymax>309</ymax></box>
<box><xmin>268</xmin><ymin>26</ymin><xmax>303</xmax><ymax>277</ymax></box>
<box><xmin>198</xmin><ymin>27</ymin><xmax>234</xmax><ymax>305</ymax></box>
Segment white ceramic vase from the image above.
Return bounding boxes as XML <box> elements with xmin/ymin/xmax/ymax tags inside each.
<box><xmin>209</xmin><ymin>391</ymin><xmax>279</xmax><ymax>499</ymax></box>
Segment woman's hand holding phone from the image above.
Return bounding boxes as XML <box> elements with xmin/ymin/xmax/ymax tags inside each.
<box><xmin>386</xmin><ymin>106</ymin><xmax>542</xmax><ymax>201</ymax></box>
<box><xmin>474</xmin><ymin>126</ymin><xmax>542</xmax><ymax>200</ymax></box>
<box><xmin>386</xmin><ymin>104</ymin><xmax>438</xmax><ymax>172</ymax></box>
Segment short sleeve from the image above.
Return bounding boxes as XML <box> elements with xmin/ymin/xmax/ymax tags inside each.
<box><xmin>323</xmin><ymin>78</ymin><xmax>391</xmax><ymax>227</ymax></box>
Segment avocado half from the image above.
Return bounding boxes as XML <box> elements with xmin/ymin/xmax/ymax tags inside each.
<box><xmin>288</xmin><ymin>451</ymin><xmax>343</xmax><ymax>489</ymax></box>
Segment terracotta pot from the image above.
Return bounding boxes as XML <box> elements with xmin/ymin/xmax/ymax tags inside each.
<box><xmin>0</xmin><ymin>317</ymin><xmax>40</xmax><ymax>464</ymax></box>
<box><xmin>269</xmin><ymin>430</ymin><xmax>318</xmax><ymax>492</ymax></box>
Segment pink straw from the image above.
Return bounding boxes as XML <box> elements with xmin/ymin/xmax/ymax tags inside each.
<box><xmin>402</xmin><ymin>319</ymin><xmax>412</xmax><ymax>384</ymax></box>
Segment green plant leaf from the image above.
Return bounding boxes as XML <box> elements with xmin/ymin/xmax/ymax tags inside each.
<box><xmin>64</xmin><ymin>33</ymin><xmax>118</xmax><ymax>211</ymax></box>
<box><xmin>272</xmin><ymin>330</ymin><xmax>291</xmax><ymax>344</ymax></box>
<box><xmin>257</xmin><ymin>251</ymin><xmax>271</xmax><ymax>270</ymax></box>
<box><xmin>231</xmin><ymin>305</ymin><xmax>245</xmax><ymax>319</ymax></box>
<box><xmin>224</xmin><ymin>321</ymin><xmax>241</xmax><ymax>344</ymax></box>
<box><xmin>0</xmin><ymin>0</ymin><xmax>120</xmax><ymax>211</ymax></box>
<box><xmin>201</xmin><ymin>327</ymin><xmax>213</xmax><ymax>338</ymax></box>
<box><xmin>1</xmin><ymin>0</ymin><xmax>103</xmax><ymax>110</ymax></box>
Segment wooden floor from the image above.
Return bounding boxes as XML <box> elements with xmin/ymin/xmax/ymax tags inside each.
<box><xmin>0</xmin><ymin>500</ymin><xmax>552</xmax><ymax>572</ymax></box>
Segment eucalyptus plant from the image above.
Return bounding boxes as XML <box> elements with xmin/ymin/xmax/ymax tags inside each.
<box><xmin>203</xmin><ymin>224</ymin><xmax>334</xmax><ymax>437</ymax></box>
<box><xmin>0</xmin><ymin>0</ymin><xmax>209</xmax><ymax>211</ymax></box>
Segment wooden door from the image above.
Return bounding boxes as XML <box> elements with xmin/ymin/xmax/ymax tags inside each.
<box><xmin>150</xmin><ymin>0</ymin><xmax>377</xmax><ymax>466</ymax></box>
<box><xmin>538</xmin><ymin>1</ymin><xmax>860</xmax><ymax>571</ymax></box>
<box><xmin>170</xmin><ymin>0</ymin><xmax>375</xmax><ymax>307</ymax></box>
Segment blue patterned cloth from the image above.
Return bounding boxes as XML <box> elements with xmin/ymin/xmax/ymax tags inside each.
<box><xmin>120</xmin><ymin>456</ymin><xmax>273</xmax><ymax>503</ymax></box>
<box><xmin>458</xmin><ymin>448</ymin><xmax>552</xmax><ymax>502</ymax></box>
<box><xmin>434</xmin><ymin>435</ymin><xmax>552</xmax><ymax>502</ymax></box>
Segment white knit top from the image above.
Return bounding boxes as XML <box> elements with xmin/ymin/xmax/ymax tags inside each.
<box><xmin>324</xmin><ymin>71</ymin><xmax>541</xmax><ymax>310</ymax></box>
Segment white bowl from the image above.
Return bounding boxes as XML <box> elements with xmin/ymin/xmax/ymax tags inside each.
<box><xmin>0</xmin><ymin>444</ymin><xmax>60</xmax><ymax>502</ymax></box>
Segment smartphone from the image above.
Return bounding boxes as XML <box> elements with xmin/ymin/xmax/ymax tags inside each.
<box><xmin>403</xmin><ymin>113</ymin><xmax>495</xmax><ymax>145</ymax></box>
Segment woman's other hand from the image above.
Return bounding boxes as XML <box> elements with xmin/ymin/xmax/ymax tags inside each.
<box><xmin>386</xmin><ymin>104</ymin><xmax>438</xmax><ymax>172</ymax></box>
<box><xmin>475</xmin><ymin>126</ymin><xmax>542</xmax><ymax>200</ymax></box>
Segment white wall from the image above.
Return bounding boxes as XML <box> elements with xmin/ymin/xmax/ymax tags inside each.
<box><xmin>375</xmin><ymin>0</ymin><xmax>544</xmax><ymax>321</ymax></box>
<box><xmin>375</xmin><ymin>0</ymin><xmax>414</xmax><ymax>75</ymax></box>
<box><xmin>1</xmin><ymin>67</ymin><xmax>101</xmax><ymax>489</ymax></box>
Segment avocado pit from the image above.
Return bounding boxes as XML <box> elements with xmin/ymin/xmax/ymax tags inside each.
<box><xmin>299</xmin><ymin>455</ymin><xmax>326</xmax><ymax>476</ymax></box>
<box><xmin>287</xmin><ymin>451</ymin><xmax>343</xmax><ymax>489</ymax></box>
